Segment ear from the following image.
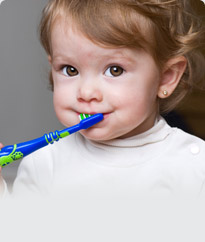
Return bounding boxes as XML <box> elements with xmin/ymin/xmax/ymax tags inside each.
<box><xmin>158</xmin><ymin>56</ymin><xmax>187</xmax><ymax>98</ymax></box>
<box><xmin>48</xmin><ymin>55</ymin><xmax>52</xmax><ymax>65</ymax></box>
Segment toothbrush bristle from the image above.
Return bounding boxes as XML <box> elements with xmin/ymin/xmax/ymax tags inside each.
<box><xmin>79</xmin><ymin>113</ymin><xmax>92</xmax><ymax>121</ymax></box>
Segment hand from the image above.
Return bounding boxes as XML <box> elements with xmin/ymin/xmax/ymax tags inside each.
<box><xmin>0</xmin><ymin>143</ymin><xmax>5</xmax><ymax>197</ymax></box>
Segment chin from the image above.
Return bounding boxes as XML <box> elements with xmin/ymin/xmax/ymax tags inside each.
<box><xmin>79</xmin><ymin>128</ymin><xmax>114</xmax><ymax>142</ymax></box>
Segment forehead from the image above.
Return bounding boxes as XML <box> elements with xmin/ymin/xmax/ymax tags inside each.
<box><xmin>50</xmin><ymin>18</ymin><xmax>103</xmax><ymax>56</ymax></box>
<box><xmin>49</xmin><ymin>3</ymin><xmax>154</xmax><ymax>54</ymax></box>
<box><xmin>50</xmin><ymin>18</ymin><xmax>141</xmax><ymax>62</ymax></box>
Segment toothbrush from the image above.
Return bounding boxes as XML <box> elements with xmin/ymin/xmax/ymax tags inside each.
<box><xmin>0</xmin><ymin>113</ymin><xmax>103</xmax><ymax>167</ymax></box>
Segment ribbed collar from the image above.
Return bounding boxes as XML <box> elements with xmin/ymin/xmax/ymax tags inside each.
<box><xmin>88</xmin><ymin>116</ymin><xmax>172</xmax><ymax>148</ymax></box>
<box><xmin>76</xmin><ymin>117</ymin><xmax>174</xmax><ymax>167</ymax></box>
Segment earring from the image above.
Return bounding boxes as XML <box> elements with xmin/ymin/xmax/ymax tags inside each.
<box><xmin>163</xmin><ymin>90</ymin><xmax>168</xmax><ymax>96</ymax></box>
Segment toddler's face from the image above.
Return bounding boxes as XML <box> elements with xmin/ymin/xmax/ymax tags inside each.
<box><xmin>50</xmin><ymin>20</ymin><xmax>161</xmax><ymax>141</ymax></box>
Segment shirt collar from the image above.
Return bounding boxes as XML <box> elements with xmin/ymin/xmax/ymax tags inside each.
<box><xmin>89</xmin><ymin>116</ymin><xmax>172</xmax><ymax>148</ymax></box>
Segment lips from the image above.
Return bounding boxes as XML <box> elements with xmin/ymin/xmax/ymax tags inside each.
<box><xmin>77</xmin><ymin>112</ymin><xmax>110</xmax><ymax>119</ymax></box>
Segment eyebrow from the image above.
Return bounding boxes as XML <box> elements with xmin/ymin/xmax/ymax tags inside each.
<box><xmin>52</xmin><ymin>54</ymin><xmax>72</xmax><ymax>61</ymax></box>
<box><xmin>97</xmin><ymin>49</ymin><xmax>136</xmax><ymax>62</ymax></box>
<box><xmin>52</xmin><ymin>49</ymin><xmax>137</xmax><ymax>64</ymax></box>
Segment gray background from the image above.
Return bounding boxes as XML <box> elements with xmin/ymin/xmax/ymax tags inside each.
<box><xmin>0</xmin><ymin>0</ymin><xmax>64</xmax><ymax>188</ymax></box>
<box><xmin>0</xmin><ymin>0</ymin><xmax>204</xmax><ymax>190</ymax></box>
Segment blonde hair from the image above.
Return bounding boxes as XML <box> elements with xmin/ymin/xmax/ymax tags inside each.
<box><xmin>39</xmin><ymin>0</ymin><xmax>205</xmax><ymax>113</ymax></box>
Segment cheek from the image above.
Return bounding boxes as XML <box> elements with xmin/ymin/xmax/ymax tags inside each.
<box><xmin>109</xmin><ymin>84</ymin><xmax>143</xmax><ymax>109</ymax></box>
<box><xmin>53</xmin><ymin>85</ymin><xmax>78</xmax><ymax>126</ymax></box>
<box><xmin>110</xmin><ymin>80</ymin><xmax>159</xmax><ymax>118</ymax></box>
<box><xmin>53</xmin><ymin>89</ymin><xmax>63</xmax><ymax>109</ymax></box>
<box><xmin>53</xmin><ymin>88</ymin><xmax>69</xmax><ymax>119</ymax></box>
<box><xmin>53</xmin><ymin>95</ymin><xmax>70</xmax><ymax>127</ymax></box>
<box><xmin>53</xmin><ymin>83</ymin><xmax>73</xmax><ymax>107</ymax></box>
<box><xmin>53</xmin><ymin>91</ymin><xmax>63</xmax><ymax>122</ymax></box>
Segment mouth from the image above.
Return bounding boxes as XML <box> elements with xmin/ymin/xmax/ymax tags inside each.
<box><xmin>77</xmin><ymin>112</ymin><xmax>110</xmax><ymax>119</ymax></box>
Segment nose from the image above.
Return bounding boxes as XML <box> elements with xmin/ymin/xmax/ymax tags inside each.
<box><xmin>77</xmin><ymin>79</ymin><xmax>103</xmax><ymax>103</ymax></box>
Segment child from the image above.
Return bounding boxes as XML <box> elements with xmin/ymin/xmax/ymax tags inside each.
<box><xmin>1</xmin><ymin>0</ymin><xmax>205</xmax><ymax>198</ymax></box>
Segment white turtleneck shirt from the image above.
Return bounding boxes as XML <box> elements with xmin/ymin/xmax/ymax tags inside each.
<box><xmin>11</xmin><ymin>117</ymin><xmax>205</xmax><ymax>198</ymax></box>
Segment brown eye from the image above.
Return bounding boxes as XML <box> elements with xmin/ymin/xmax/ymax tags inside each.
<box><xmin>105</xmin><ymin>66</ymin><xmax>124</xmax><ymax>77</ymax></box>
<box><xmin>63</xmin><ymin>65</ymin><xmax>79</xmax><ymax>76</ymax></box>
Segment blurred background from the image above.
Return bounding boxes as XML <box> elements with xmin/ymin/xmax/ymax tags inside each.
<box><xmin>0</xmin><ymin>0</ymin><xmax>204</xmax><ymax>191</ymax></box>
<box><xmin>0</xmin><ymin>0</ymin><xmax>64</xmax><ymax>189</ymax></box>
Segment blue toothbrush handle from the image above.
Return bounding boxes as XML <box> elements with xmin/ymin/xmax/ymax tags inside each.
<box><xmin>0</xmin><ymin>113</ymin><xmax>103</xmax><ymax>167</ymax></box>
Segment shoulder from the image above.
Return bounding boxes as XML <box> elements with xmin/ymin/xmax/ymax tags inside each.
<box><xmin>159</xmin><ymin>127</ymin><xmax>205</xmax><ymax>197</ymax></box>
<box><xmin>172</xmin><ymin>128</ymin><xmax>205</xmax><ymax>154</ymax></box>
<box><xmin>156</xmin><ymin>117</ymin><xmax>205</xmax><ymax>160</ymax></box>
<box><xmin>166</xmin><ymin>126</ymin><xmax>205</xmax><ymax>163</ymax></box>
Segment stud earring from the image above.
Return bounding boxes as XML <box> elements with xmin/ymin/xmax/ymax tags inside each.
<box><xmin>163</xmin><ymin>90</ymin><xmax>168</xmax><ymax>96</ymax></box>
